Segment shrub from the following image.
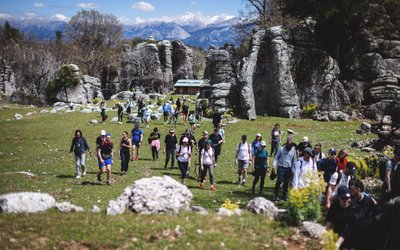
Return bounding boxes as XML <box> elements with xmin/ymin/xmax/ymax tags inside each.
<box><xmin>348</xmin><ymin>156</ymin><xmax>374</xmax><ymax>179</ymax></box>
<box><xmin>204</xmin><ymin>108</ymin><xmax>214</xmax><ymax>118</ymax></box>
<box><xmin>302</xmin><ymin>103</ymin><xmax>319</xmax><ymax>117</ymax></box>
<box><xmin>221</xmin><ymin>199</ymin><xmax>239</xmax><ymax>211</ymax></box>
<box><xmin>92</xmin><ymin>97</ymin><xmax>102</xmax><ymax>104</ymax></box>
<box><xmin>286</xmin><ymin>173</ymin><xmax>325</xmax><ymax>225</ymax></box>
<box><xmin>321</xmin><ymin>230</ymin><xmax>339</xmax><ymax>250</ymax></box>
<box><xmin>156</xmin><ymin>98</ymin><xmax>163</xmax><ymax>106</ymax></box>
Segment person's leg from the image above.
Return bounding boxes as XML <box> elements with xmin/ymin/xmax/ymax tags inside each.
<box><xmin>80</xmin><ymin>153</ymin><xmax>86</xmax><ymax>176</ymax></box>
<box><xmin>152</xmin><ymin>147</ymin><xmax>156</xmax><ymax>160</ymax></box>
<box><xmin>252</xmin><ymin>168</ymin><xmax>260</xmax><ymax>193</ymax></box>
<box><xmin>282</xmin><ymin>167</ymin><xmax>291</xmax><ymax>200</ymax></box>
<box><xmin>131</xmin><ymin>143</ymin><xmax>135</xmax><ymax>161</ymax></box>
<box><xmin>209</xmin><ymin>165</ymin><xmax>214</xmax><ymax>185</ymax></box>
<box><xmin>259</xmin><ymin>167</ymin><xmax>267</xmax><ymax>194</ymax></box>
<box><xmin>274</xmin><ymin>166</ymin><xmax>284</xmax><ymax>200</ymax></box>
<box><xmin>200</xmin><ymin>164</ymin><xmax>208</xmax><ymax>188</ymax></box>
<box><xmin>106</xmin><ymin>165</ymin><xmax>111</xmax><ymax>184</ymax></box>
<box><xmin>120</xmin><ymin>152</ymin><xmax>125</xmax><ymax>172</ymax></box>
<box><xmin>171</xmin><ymin>149</ymin><xmax>175</xmax><ymax>169</ymax></box>
<box><xmin>136</xmin><ymin>144</ymin><xmax>140</xmax><ymax>160</ymax></box>
<box><xmin>178</xmin><ymin>161</ymin><xmax>185</xmax><ymax>183</ymax></box>
<box><xmin>215</xmin><ymin>147</ymin><xmax>221</xmax><ymax>163</ymax></box>
<box><xmin>164</xmin><ymin>149</ymin><xmax>170</xmax><ymax>169</ymax></box>
<box><xmin>237</xmin><ymin>165</ymin><xmax>242</xmax><ymax>183</ymax></box>
<box><xmin>242</xmin><ymin>162</ymin><xmax>248</xmax><ymax>184</ymax></box>
<box><xmin>75</xmin><ymin>154</ymin><xmax>81</xmax><ymax>177</ymax></box>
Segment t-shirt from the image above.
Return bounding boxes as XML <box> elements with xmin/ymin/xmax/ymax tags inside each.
<box><xmin>254</xmin><ymin>148</ymin><xmax>268</xmax><ymax>168</ymax></box>
<box><xmin>326</xmin><ymin>198</ymin><xmax>356</xmax><ymax>237</ymax></box>
<box><xmin>99</xmin><ymin>141</ymin><xmax>113</xmax><ymax>159</ymax></box>
<box><xmin>209</xmin><ymin>133</ymin><xmax>223</xmax><ymax>148</ymax></box>
<box><xmin>237</xmin><ymin>142</ymin><xmax>251</xmax><ymax>161</ymax></box>
<box><xmin>96</xmin><ymin>136</ymin><xmax>104</xmax><ymax>150</ymax></box>
<box><xmin>177</xmin><ymin>145</ymin><xmax>191</xmax><ymax>162</ymax></box>
<box><xmin>251</xmin><ymin>140</ymin><xmax>261</xmax><ymax>156</ymax></box>
<box><xmin>198</xmin><ymin>138</ymin><xmax>211</xmax><ymax>152</ymax></box>
<box><xmin>330</xmin><ymin>171</ymin><xmax>351</xmax><ymax>195</ymax></box>
<box><xmin>163</xmin><ymin>104</ymin><xmax>169</xmax><ymax>113</ymax></box>
<box><xmin>131</xmin><ymin>128</ymin><xmax>143</xmax><ymax>142</ymax></box>
<box><xmin>189</xmin><ymin>114</ymin><xmax>195</xmax><ymax>123</ymax></box>
<box><xmin>201</xmin><ymin>148</ymin><xmax>214</xmax><ymax>165</ymax></box>
<box><xmin>319</xmin><ymin>157</ymin><xmax>338</xmax><ymax>183</ymax></box>
<box><xmin>271</xmin><ymin>129</ymin><xmax>281</xmax><ymax>142</ymax></box>
<box><xmin>337</xmin><ymin>157</ymin><xmax>348</xmax><ymax>171</ymax></box>
<box><xmin>164</xmin><ymin>134</ymin><xmax>178</xmax><ymax>150</ymax></box>
<box><xmin>182</xmin><ymin>105</ymin><xmax>189</xmax><ymax>114</ymax></box>
<box><xmin>293</xmin><ymin>157</ymin><xmax>318</xmax><ymax>189</ymax></box>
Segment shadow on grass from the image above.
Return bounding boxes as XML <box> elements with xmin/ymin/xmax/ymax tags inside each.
<box><xmin>216</xmin><ymin>180</ymin><xmax>236</xmax><ymax>185</ymax></box>
<box><xmin>150</xmin><ymin>167</ymin><xmax>166</xmax><ymax>171</ymax></box>
<box><xmin>81</xmin><ymin>181</ymin><xmax>102</xmax><ymax>186</ymax></box>
<box><xmin>161</xmin><ymin>172</ymin><xmax>181</xmax><ymax>177</ymax></box>
<box><xmin>56</xmin><ymin>174</ymin><xmax>75</xmax><ymax>179</ymax></box>
<box><xmin>139</xmin><ymin>158</ymin><xmax>156</xmax><ymax>162</ymax></box>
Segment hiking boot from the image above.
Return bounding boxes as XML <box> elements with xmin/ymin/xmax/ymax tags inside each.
<box><xmin>106</xmin><ymin>180</ymin><xmax>110</xmax><ymax>185</ymax></box>
<box><xmin>97</xmin><ymin>173</ymin><xmax>101</xmax><ymax>182</ymax></box>
<box><xmin>199</xmin><ymin>183</ymin><xmax>204</xmax><ymax>189</ymax></box>
<box><xmin>210</xmin><ymin>186</ymin><xmax>216</xmax><ymax>191</ymax></box>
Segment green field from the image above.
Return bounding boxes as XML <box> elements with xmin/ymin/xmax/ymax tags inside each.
<box><xmin>0</xmin><ymin>100</ymin><xmax>376</xmax><ymax>249</ymax></box>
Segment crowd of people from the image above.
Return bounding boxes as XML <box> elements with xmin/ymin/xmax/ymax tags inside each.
<box><xmin>69</xmin><ymin>100</ymin><xmax>400</xmax><ymax>249</ymax></box>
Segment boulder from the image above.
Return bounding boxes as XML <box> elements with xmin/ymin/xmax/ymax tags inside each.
<box><xmin>91</xmin><ymin>205</ymin><xmax>101</xmax><ymax>213</ymax></box>
<box><xmin>357</xmin><ymin>122</ymin><xmax>372</xmax><ymax>134</ymax></box>
<box><xmin>328</xmin><ymin>111</ymin><xmax>350</xmax><ymax>121</ymax></box>
<box><xmin>107</xmin><ymin>176</ymin><xmax>192</xmax><ymax>215</ymax></box>
<box><xmin>191</xmin><ymin>206</ymin><xmax>208</xmax><ymax>215</ymax></box>
<box><xmin>110</xmin><ymin>116</ymin><xmax>119</xmax><ymax>123</ymax></box>
<box><xmin>151</xmin><ymin>113</ymin><xmax>160</xmax><ymax>120</ymax></box>
<box><xmin>89</xmin><ymin>119</ymin><xmax>99</xmax><ymax>125</ymax></box>
<box><xmin>157</xmin><ymin>40</ymin><xmax>174</xmax><ymax>84</ymax></box>
<box><xmin>171</xmin><ymin>40</ymin><xmax>194</xmax><ymax>82</ymax></box>
<box><xmin>300</xmin><ymin>221</ymin><xmax>325</xmax><ymax>239</ymax></box>
<box><xmin>381</xmin><ymin>115</ymin><xmax>392</xmax><ymax>125</ymax></box>
<box><xmin>14</xmin><ymin>113</ymin><xmax>23</xmax><ymax>120</ymax></box>
<box><xmin>0</xmin><ymin>192</ymin><xmax>56</xmax><ymax>213</ymax></box>
<box><xmin>110</xmin><ymin>91</ymin><xmax>133</xmax><ymax>100</ymax></box>
<box><xmin>247</xmin><ymin>197</ymin><xmax>284</xmax><ymax>220</ymax></box>
<box><xmin>0</xmin><ymin>57</ymin><xmax>16</xmax><ymax>98</ymax></box>
<box><xmin>127</xmin><ymin>114</ymin><xmax>141</xmax><ymax>124</ymax></box>
<box><xmin>56</xmin><ymin>202</ymin><xmax>84</xmax><ymax>213</ymax></box>
<box><xmin>216</xmin><ymin>207</ymin><xmax>242</xmax><ymax>216</ymax></box>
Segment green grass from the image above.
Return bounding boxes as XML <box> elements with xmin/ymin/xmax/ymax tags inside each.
<box><xmin>0</xmin><ymin>99</ymin><xmax>377</xmax><ymax>249</ymax></box>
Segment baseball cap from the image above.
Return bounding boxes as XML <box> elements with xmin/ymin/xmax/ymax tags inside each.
<box><xmin>303</xmin><ymin>136</ymin><xmax>309</xmax><ymax>142</ymax></box>
<box><xmin>100</xmin><ymin>130</ymin><xmax>106</xmax><ymax>136</ymax></box>
<box><xmin>256</xmin><ymin>133</ymin><xmax>261</xmax><ymax>137</ymax></box>
<box><xmin>329</xmin><ymin>148</ymin><xmax>337</xmax><ymax>154</ymax></box>
<box><xmin>346</xmin><ymin>162</ymin><xmax>357</xmax><ymax>174</ymax></box>
<box><xmin>261</xmin><ymin>141</ymin><xmax>267</xmax><ymax>147</ymax></box>
<box><xmin>303</xmin><ymin>147</ymin><xmax>313</xmax><ymax>156</ymax></box>
<box><xmin>182</xmin><ymin>137</ymin><xmax>189</xmax><ymax>142</ymax></box>
<box><xmin>287</xmin><ymin>136</ymin><xmax>293</xmax><ymax>141</ymax></box>
<box><xmin>169</xmin><ymin>128</ymin><xmax>175</xmax><ymax>133</ymax></box>
<box><xmin>337</xmin><ymin>186</ymin><xmax>351</xmax><ymax>199</ymax></box>
<box><xmin>185</xmin><ymin>128</ymin><xmax>191</xmax><ymax>133</ymax></box>
<box><xmin>203</xmin><ymin>131</ymin><xmax>208</xmax><ymax>135</ymax></box>
<box><xmin>242</xmin><ymin>135</ymin><xmax>247</xmax><ymax>140</ymax></box>
<box><xmin>106</xmin><ymin>133</ymin><xmax>111</xmax><ymax>137</ymax></box>
<box><xmin>134</xmin><ymin>123</ymin><xmax>139</xmax><ymax>128</ymax></box>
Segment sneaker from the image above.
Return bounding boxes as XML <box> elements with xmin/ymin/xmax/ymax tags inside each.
<box><xmin>82</xmin><ymin>171</ymin><xmax>86</xmax><ymax>176</ymax></box>
<box><xmin>210</xmin><ymin>186</ymin><xmax>216</xmax><ymax>191</ymax></box>
<box><xmin>97</xmin><ymin>173</ymin><xmax>101</xmax><ymax>182</ymax></box>
<box><xmin>135</xmin><ymin>156</ymin><xmax>139</xmax><ymax>161</ymax></box>
<box><xmin>199</xmin><ymin>183</ymin><xmax>204</xmax><ymax>189</ymax></box>
<box><xmin>76</xmin><ymin>175</ymin><xmax>81</xmax><ymax>179</ymax></box>
<box><xmin>131</xmin><ymin>156</ymin><xmax>134</xmax><ymax>161</ymax></box>
<box><xmin>106</xmin><ymin>181</ymin><xmax>110</xmax><ymax>185</ymax></box>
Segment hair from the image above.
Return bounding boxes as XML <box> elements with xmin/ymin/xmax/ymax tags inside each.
<box><xmin>314</xmin><ymin>143</ymin><xmax>322</xmax><ymax>148</ymax></box>
<box><xmin>122</xmin><ymin>131</ymin><xmax>128</xmax><ymax>136</ymax></box>
<box><xmin>153</xmin><ymin>127</ymin><xmax>158</xmax><ymax>132</ymax></box>
<box><xmin>349</xmin><ymin>179</ymin><xmax>364</xmax><ymax>192</ymax></box>
<box><xmin>255</xmin><ymin>135</ymin><xmax>262</xmax><ymax>141</ymax></box>
<box><xmin>75</xmin><ymin>129</ymin><xmax>82</xmax><ymax>137</ymax></box>
<box><xmin>275</xmin><ymin>123</ymin><xmax>280</xmax><ymax>127</ymax></box>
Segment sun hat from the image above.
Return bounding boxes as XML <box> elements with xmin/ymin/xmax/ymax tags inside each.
<box><xmin>256</xmin><ymin>133</ymin><xmax>261</xmax><ymax>137</ymax></box>
<box><xmin>100</xmin><ymin>130</ymin><xmax>106</xmax><ymax>136</ymax></box>
<box><xmin>303</xmin><ymin>136</ymin><xmax>309</xmax><ymax>142</ymax></box>
<box><xmin>261</xmin><ymin>141</ymin><xmax>267</xmax><ymax>147</ymax></box>
<box><xmin>203</xmin><ymin>131</ymin><xmax>208</xmax><ymax>135</ymax></box>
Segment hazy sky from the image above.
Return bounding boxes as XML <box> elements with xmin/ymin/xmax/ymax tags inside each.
<box><xmin>0</xmin><ymin>0</ymin><xmax>245</xmax><ymax>24</ymax></box>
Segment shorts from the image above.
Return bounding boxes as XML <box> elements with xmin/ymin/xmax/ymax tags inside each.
<box><xmin>182</xmin><ymin>112</ymin><xmax>188</xmax><ymax>117</ymax></box>
<box><xmin>238</xmin><ymin>159</ymin><xmax>249</xmax><ymax>169</ymax></box>
<box><xmin>132</xmin><ymin>139</ymin><xmax>141</xmax><ymax>147</ymax></box>
<box><xmin>143</xmin><ymin>116</ymin><xmax>150</xmax><ymax>122</ymax></box>
<box><xmin>189</xmin><ymin>122</ymin><xmax>195</xmax><ymax>125</ymax></box>
<box><xmin>99</xmin><ymin>157</ymin><xmax>112</xmax><ymax>167</ymax></box>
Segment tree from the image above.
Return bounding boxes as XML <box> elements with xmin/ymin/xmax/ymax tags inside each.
<box><xmin>66</xmin><ymin>10</ymin><xmax>123</xmax><ymax>76</ymax></box>
<box><xmin>45</xmin><ymin>65</ymin><xmax>80</xmax><ymax>103</ymax></box>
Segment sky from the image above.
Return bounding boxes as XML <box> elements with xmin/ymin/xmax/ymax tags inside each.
<box><xmin>0</xmin><ymin>0</ymin><xmax>244</xmax><ymax>24</ymax></box>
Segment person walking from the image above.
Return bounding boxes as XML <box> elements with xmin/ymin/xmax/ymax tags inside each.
<box><xmin>182</xmin><ymin>102</ymin><xmax>189</xmax><ymax>124</ymax></box>
<box><xmin>119</xmin><ymin>131</ymin><xmax>131</xmax><ymax>175</ymax></box>
<box><xmin>319</xmin><ymin>148</ymin><xmax>338</xmax><ymax>183</ymax></box>
<box><xmin>97</xmin><ymin>133</ymin><xmax>113</xmax><ymax>185</ymax></box>
<box><xmin>269</xmin><ymin>123</ymin><xmax>282</xmax><ymax>157</ymax></box>
<box><xmin>197</xmin><ymin>131</ymin><xmax>211</xmax><ymax>179</ymax></box>
<box><xmin>196</xmin><ymin>105</ymin><xmax>203</xmax><ymax>124</ymax></box>
<box><xmin>131</xmin><ymin>123</ymin><xmax>143</xmax><ymax>161</ymax></box>
<box><xmin>168</xmin><ymin>101</ymin><xmax>175</xmax><ymax>125</ymax></box>
<box><xmin>312</xmin><ymin>143</ymin><xmax>325</xmax><ymax>166</ymax></box>
<box><xmin>298</xmin><ymin>136</ymin><xmax>312</xmax><ymax>157</ymax></box>
<box><xmin>148</xmin><ymin>127</ymin><xmax>161</xmax><ymax>160</ymax></box>
<box><xmin>69</xmin><ymin>129</ymin><xmax>92</xmax><ymax>179</ymax></box>
<box><xmin>292</xmin><ymin>147</ymin><xmax>318</xmax><ymax>189</ymax></box>
<box><xmin>164</xmin><ymin>128</ymin><xmax>178</xmax><ymax>170</ymax></box>
<box><xmin>176</xmin><ymin>137</ymin><xmax>191</xmax><ymax>184</ymax></box>
<box><xmin>251</xmin><ymin>133</ymin><xmax>262</xmax><ymax>156</ymax></box>
<box><xmin>162</xmin><ymin>102</ymin><xmax>169</xmax><ymax>125</ymax></box>
<box><xmin>235</xmin><ymin>135</ymin><xmax>252</xmax><ymax>185</ymax></box>
<box><xmin>212</xmin><ymin>111</ymin><xmax>222</xmax><ymax>129</ymax></box>
<box><xmin>143</xmin><ymin>106</ymin><xmax>152</xmax><ymax>129</ymax></box>
<box><xmin>188</xmin><ymin>111</ymin><xmax>196</xmax><ymax>131</ymax></box>
<box><xmin>200</xmin><ymin>141</ymin><xmax>216</xmax><ymax>190</ymax></box>
<box><xmin>117</xmin><ymin>103</ymin><xmax>124</xmax><ymax>124</ymax></box>
<box><xmin>272</xmin><ymin>136</ymin><xmax>297</xmax><ymax>201</ymax></box>
<box><xmin>252</xmin><ymin>141</ymin><xmax>269</xmax><ymax>195</ymax></box>
<box><xmin>95</xmin><ymin>130</ymin><xmax>106</xmax><ymax>169</ymax></box>
<box><xmin>100</xmin><ymin>100</ymin><xmax>108</xmax><ymax>124</ymax></box>
<box><xmin>176</xmin><ymin>98</ymin><xmax>181</xmax><ymax>112</ymax></box>
<box><xmin>209</xmin><ymin>128</ymin><xmax>224</xmax><ymax>165</ymax></box>
<box><xmin>336</xmin><ymin>149</ymin><xmax>348</xmax><ymax>171</ymax></box>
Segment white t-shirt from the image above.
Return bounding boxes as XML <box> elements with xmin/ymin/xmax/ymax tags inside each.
<box><xmin>177</xmin><ymin>145</ymin><xmax>191</xmax><ymax>162</ymax></box>
<box><xmin>293</xmin><ymin>157</ymin><xmax>317</xmax><ymax>189</ymax></box>
<box><xmin>329</xmin><ymin>171</ymin><xmax>351</xmax><ymax>195</ymax></box>
<box><xmin>237</xmin><ymin>142</ymin><xmax>251</xmax><ymax>161</ymax></box>
<box><xmin>201</xmin><ymin>148</ymin><xmax>214</xmax><ymax>165</ymax></box>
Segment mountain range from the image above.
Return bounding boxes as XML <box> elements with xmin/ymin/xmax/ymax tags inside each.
<box><xmin>0</xmin><ymin>13</ymin><xmax>244</xmax><ymax>49</ymax></box>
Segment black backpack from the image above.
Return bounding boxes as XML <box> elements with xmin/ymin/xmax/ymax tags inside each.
<box><xmin>379</xmin><ymin>156</ymin><xmax>392</xmax><ymax>182</ymax></box>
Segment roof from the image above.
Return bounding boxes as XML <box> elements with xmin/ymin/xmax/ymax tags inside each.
<box><xmin>174</xmin><ymin>80</ymin><xmax>205</xmax><ymax>88</ymax></box>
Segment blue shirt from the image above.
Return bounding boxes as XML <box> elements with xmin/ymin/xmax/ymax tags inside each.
<box><xmin>131</xmin><ymin>128</ymin><xmax>143</xmax><ymax>142</ymax></box>
<box><xmin>274</xmin><ymin>145</ymin><xmax>297</xmax><ymax>169</ymax></box>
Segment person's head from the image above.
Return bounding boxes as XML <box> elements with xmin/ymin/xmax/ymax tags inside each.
<box><xmin>214</xmin><ymin>128</ymin><xmax>219</xmax><ymax>134</ymax></box>
<box><xmin>75</xmin><ymin>129</ymin><xmax>82</xmax><ymax>138</ymax></box>
<box><xmin>202</xmin><ymin>131</ymin><xmax>209</xmax><ymax>138</ymax></box>
<box><xmin>169</xmin><ymin>128</ymin><xmax>175</xmax><ymax>135</ymax></box>
<box><xmin>349</xmin><ymin>179</ymin><xmax>364</xmax><ymax>199</ymax></box>
<box><xmin>205</xmin><ymin>141</ymin><xmax>211</xmax><ymax>149</ymax></box>
<box><xmin>303</xmin><ymin>147</ymin><xmax>313</xmax><ymax>160</ymax></box>
<box><xmin>274</xmin><ymin>123</ymin><xmax>280</xmax><ymax>129</ymax></box>
<box><xmin>105</xmin><ymin>133</ymin><xmax>111</xmax><ymax>141</ymax></box>
<box><xmin>100</xmin><ymin>130</ymin><xmax>106</xmax><ymax>138</ymax></box>
<box><xmin>255</xmin><ymin>133</ymin><xmax>262</xmax><ymax>141</ymax></box>
<box><xmin>122</xmin><ymin>131</ymin><xmax>128</xmax><ymax>138</ymax></box>
<box><xmin>260</xmin><ymin>141</ymin><xmax>267</xmax><ymax>149</ymax></box>
<box><xmin>337</xmin><ymin>186</ymin><xmax>352</xmax><ymax>208</ymax></box>
<box><xmin>134</xmin><ymin>123</ymin><xmax>140</xmax><ymax>129</ymax></box>
<box><xmin>314</xmin><ymin>143</ymin><xmax>322</xmax><ymax>153</ymax></box>
<box><xmin>153</xmin><ymin>127</ymin><xmax>158</xmax><ymax>133</ymax></box>
<box><xmin>328</xmin><ymin>148</ymin><xmax>337</xmax><ymax>159</ymax></box>
<box><xmin>338</xmin><ymin>149</ymin><xmax>348</xmax><ymax>159</ymax></box>
<box><xmin>182</xmin><ymin>137</ymin><xmax>189</xmax><ymax>144</ymax></box>
<box><xmin>185</xmin><ymin>128</ymin><xmax>191</xmax><ymax>136</ymax></box>
<box><xmin>241</xmin><ymin>135</ymin><xmax>247</xmax><ymax>142</ymax></box>
<box><xmin>286</xmin><ymin>136</ymin><xmax>293</xmax><ymax>149</ymax></box>
<box><xmin>302</xmin><ymin>136</ymin><xmax>309</xmax><ymax>144</ymax></box>
<box><xmin>345</xmin><ymin>161</ymin><xmax>357</xmax><ymax>176</ymax></box>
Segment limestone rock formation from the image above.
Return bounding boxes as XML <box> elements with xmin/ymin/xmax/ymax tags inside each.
<box><xmin>0</xmin><ymin>57</ymin><xmax>16</xmax><ymax>98</ymax></box>
<box><xmin>158</xmin><ymin>40</ymin><xmax>174</xmax><ymax>84</ymax></box>
<box><xmin>0</xmin><ymin>192</ymin><xmax>55</xmax><ymax>213</ymax></box>
<box><xmin>171</xmin><ymin>40</ymin><xmax>194</xmax><ymax>82</ymax></box>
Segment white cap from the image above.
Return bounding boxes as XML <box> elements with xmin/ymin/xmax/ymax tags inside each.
<box><xmin>303</xmin><ymin>136</ymin><xmax>309</xmax><ymax>142</ymax></box>
<box><xmin>100</xmin><ymin>130</ymin><xmax>106</xmax><ymax>136</ymax></box>
<box><xmin>182</xmin><ymin>137</ymin><xmax>189</xmax><ymax>142</ymax></box>
<box><xmin>256</xmin><ymin>133</ymin><xmax>261</xmax><ymax>137</ymax></box>
<box><xmin>260</xmin><ymin>141</ymin><xmax>267</xmax><ymax>146</ymax></box>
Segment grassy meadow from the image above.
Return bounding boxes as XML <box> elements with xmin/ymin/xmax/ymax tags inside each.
<box><xmin>0</xmin><ymin>98</ymin><xmax>377</xmax><ymax>249</ymax></box>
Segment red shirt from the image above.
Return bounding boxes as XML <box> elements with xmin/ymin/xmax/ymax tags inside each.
<box><xmin>336</xmin><ymin>157</ymin><xmax>347</xmax><ymax>171</ymax></box>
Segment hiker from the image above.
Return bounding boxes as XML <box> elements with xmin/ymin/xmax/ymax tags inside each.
<box><xmin>292</xmin><ymin>147</ymin><xmax>318</xmax><ymax>189</ymax></box>
<box><xmin>176</xmin><ymin>98</ymin><xmax>181</xmax><ymax>112</ymax></box>
<box><xmin>209</xmin><ymin>128</ymin><xmax>224</xmax><ymax>165</ymax></box>
<box><xmin>272</xmin><ymin>136</ymin><xmax>297</xmax><ymax>201</ymax></box>
<box><xmin>188</xmin><ymin>111</ymin><xmax>196</xmax><ymax>131</ymax></box>
<box><xmin>179</xmin><ymin>128</ymin><xmax>197</xmax><ymax>177</ymax></box>
<box><xmin>97</xmin><ymin>133</ymin><xmax>113</xmax><ymax>185</ymax></box>
<box><xmin>375</xmin><ymin>197</ymin><xmax>400</xmax><ymax>250</ymax></box>
<box><xmin>336</xmin><ymin>149</ymin><xmax>348</xmax><ymax>171</ymax></box>
<box><xmin>96</xmin><ymin>130</ymin><xmax>106</xmax><ymax>168</ymax></box>
<box><xmin>137</xmin><ymin>98</ymin><xmax>145</xmax><ymax>123</ymax></box>
<box><xmin>235</xmin><ymin>135</ymin><xmax>252</xmax><ymax>185</ymax></box>
<box><xmin>269</xmin><ymin>123</ymin><xmax>282</xmax><ymax>157</ymax></box>
<box><xmin>168</xmin><ymin>101</ymin><xmax>175</xmax><ymax>125</ymax></box>
<box><xmin>298</xmin><ymin>136</ymin><xmax>312</xmax><ymax>157</ymax></box>
<box><xmin>176</xmin><ymin>137</ymin><xmax>191</xmax><ymax>184</ymax></box>
<box><xmin>100</xmin><ymin>100</ymin><xmax>107</xmax><ymax>124</ymax></box>
<box><xmin>212</xmin><ymin>111</ymin><xmax>222</xmax><ymax>129</ymax></box>
<box><xmin>162</xmin><ymin>102</ymin><xmax>169</xmax><ymax>125</ymax></box>
<box><xmin>182</xmin><ymin>102</ymin><xmax>189</xmax><ymax>124</ymax></box>
<box><xmin>148</xmin><ymin>127</ymin><xmax>161</xmax><ymax>160</ymax></box>
<box><xmin>200</xmin><ymin>141</ymin><xmax>216</xmax><ymax>190</ymax></box>
<box><xmin>143</xmin><ymin>106</ymin><xmax>152</xmax><ymax>128</ymax></box>
<box><xmin>217</xmin><ymin>123</ymin><xmax>225</xmax><ymax>141</ymax></box>
<box><xmin>196</xmin><ymin>105</ymin><xmax>203</xmax><ymax>124</ymax></box>
<box><xmin>119</xmin><ymin>131</ymin><xmax>131</xmax><ymax>175</ymax></box>
<box><xmin>164</xmin><ymin>128</ymin><xmax>178</xmax><ymax>170</ymax></box>
<box><xmin>325</xmin><ymin>162</ymin><xmax>357</xmax><ymax>209</ymax></box>
<box><xmin>251</xmin><ymin>133</ymin><xmax>262</xmax><ymax>156</ymax></box>
<box><xmin>382</xmin><ymin>146</ymin><xmax>400</xmax><ymax>201</ymax></box>
<box><xmin>130</xmin><ymin>123</ymin><xmax>143</xmax><ymax>161</ymax></box>
<box><xmin>252</xmin><ymin>141</ymin><xmax>269</xmax><ymax>195</ymax></box>
<box><xmin>197</xmin><ymin>131</ymin><xmax>211</xmax><ymax>179</ymax></box>
<box><xmin>125</xmin><ymin>98</ymin><xmax>133</xmax><ymax>115</ymax></box>
<box><xmin>69</xmin><ymin>129</ymin><xmax>92</xmax><ymax>179</ymax></box>
<box><xmin>117</xmin><ymin>103</ymin><xmax>124</xmax><ymax>124</ymax></box>
<box><xmin>319</xmin><ymin>148</ymin><xmax>338</xmax><ymax>183</ymax></box>
<box><xmin>312</xmin><ymin>143</ymin><xmax>325</xmax><ymax>166</ymax></box>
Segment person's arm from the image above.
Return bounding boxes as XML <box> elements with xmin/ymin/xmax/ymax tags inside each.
<box><xmin>325</xmin><ymin>183</ymin><xmax>335</xmax><ymax>209</ymax></box>
<box><xmin>385</xmin><ymin>168</ymin><xmax>392</xmax><ymax>192</ymax></box>
<box><xmin>83</xmin><ymin>138</ymin><xmax>92</xmax><ymax>156</ymax></box>
<box><xmin>139</xmin><ymin>132</ymin><xmax>143</xmax><ymax>145</ymax></box>
<box><xmin>69</xmin><ymin>138</ymin><xmax>75</xmax><ymax>157</ymax></box>
<box><xmin>272</xmin><ymin>149</ymin><xmax>281</xmax><ymax>170</ymax></box>
<box><xmin>200</xmin><ymin>149</ymin><xmax>204</xmax><ymax>170</ymax></box>
<box><xmin>98</xmin><ymin>148</ymin><xmax>104</xmax><ymax>163</ymax></box>
<box><xmin>279</xmin><ymin>131</ymin><xmax>282</xmax><ymax>143</ymax></box>
<box><xmin>292</xmin><ymin>161</ymin><xmax>300</xmax><ymax>189</ymax></box>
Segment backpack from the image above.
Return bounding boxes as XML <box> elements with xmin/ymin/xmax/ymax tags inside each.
<box><xmin>379</xmin><ymin>156</ymin><xmax>392</xmax><ymax>182</ymax></box>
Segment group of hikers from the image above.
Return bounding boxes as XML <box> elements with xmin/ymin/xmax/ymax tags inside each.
<box><xmin>69</xmin><ymin>108</ymin><xmax>400</xmax><ymax>249</ymax></box>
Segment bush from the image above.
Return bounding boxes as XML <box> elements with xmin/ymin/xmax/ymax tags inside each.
<box><xmin>286</xmin><ymin>173</ymin><xmax>325</xmax><ymax>225</ymax></box>
<box><xmin>302</xmin><ymin>103</ymin><xmax>319</xmax><ymax>116</ymax></box>
<box><xmin>204</xmin><ymin>108</ymin><xmax>214</xmax><ymax>118</ymax></box>
<box><xmin>156</xmin><ymin>98</ymin><xmax>163</xmax><ymax>106</ymax></box>
<box><xmin>321</xmin><ymin>230</ymin><xmax>339</xmax><ymax>250</ymax></box>
<box><xmin>92</xmin><ymin>97</ymin><xmax>102</xmax><ymax>104</ymax></box>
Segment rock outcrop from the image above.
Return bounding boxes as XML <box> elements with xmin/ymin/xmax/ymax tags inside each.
<box><xmin>247</xmin><ymin>197</ymin><xmax>286</xmax><ymax>220</ymax></box>
<box><xmin>0</xmin><ymin>192</ymin><xmax>56</xmax><ymax>213</ymax></box>
<box><xmin>171</xmin><ymin>40</ymin><xmax>194</xmax><ymax>82</ymax></box>
<box><xmin>0</xmin><ymin>57</ymin><xmax>16</xmax><ymax>98</ymax></box>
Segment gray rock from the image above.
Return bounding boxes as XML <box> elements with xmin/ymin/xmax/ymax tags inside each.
<box><xmin>0</xmin><ymin>57</ymin><xmax>16</xmax><ymax>98</ymax></box>
<box><xmin>172</xmin><ymin>40</ymin><xmax>194</xmax><ymax>81</ymax></box>
<box><xmin>361</xmin><ymin>147</ymin><xmax>376</xmax><ymax>152</ymax></box>
<box><xmin>358</xmin><ymin>122</ymin><xmax>372</xmax><ymax>134</ymax></box>
<box><xmin>0</xmin><ymin>192</ymin><xmax>56</xmax><ymax>213</ymax></box>
<box><xmin>40</xmin><ymin>110</ymin><xmax>49</xmax><ymax>113</ymax></box>
<box><xmin>191</xmin><ymin>206</ymin><xmax>208</xmax><ymax>215</ymax></box>
<box><xmin>110</xmin><ymin>91</ymin><xmax>133</xmax><ymax>100</ymax></box>
<box><xmin>247</xmin><ymin>197</ymin><xmax>281</xmax><ymax>219</ymax></box>
<box><xmin>89</xmin><ymin>119</ymin><xmax>99</xmax><ymax>125</ymax></box>
<box><xmin>108</xmin><ymin>176</ymin><xmax>192</xmax><ymax>215</ymax></box>
<box><xmin>216</xmin><ymin>207</ymin><xmax>242</xmax><ymax>216</ymax></box>
<box><xmin>14</xmin><ymin>113</ymin><xmax>23</xmax><ymax>120</ymax></box>
<box><xmin>151</xmin><ymin>113</ymin><xmax>160</xmax><ymax>120</ymax></box>
<box><xmin>381</xmin><ymin>115</ymin><xmax>392</xmax><ymax>125</ymax></box>
<box><xmin>91</xmin><ymin>205</ymin><xmax>101</xmax><ymax>213</ymax></box>
<box><xmin>127</xmin><ymin>114</ymin><xmax>141</xmax><ymax>124</ymax></box>
<box><xmin>328</xmin><ymin>111</ymin><xmax>350</xmax><ymax>121</ymax></box>
<box><xmin>56</xmin><ymin>202</ymin><xmax>84</xmax><ymax>213</ymax></box>
<box><xmin>110</xmin><ymin>116</ymin><xmax>119</xmax><ymax>123</ymax></box>
<box><xmin>14</xmin><ymin>171</ymin><xmax>35</xmax><ymax>177</ymax></box>
<box><xmin>300</xmin><ymin>221</ymin><xmax>325</xmax><ymax>239</ymax></box>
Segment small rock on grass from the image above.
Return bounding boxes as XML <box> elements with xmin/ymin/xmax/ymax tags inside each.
<box><xmin>56</xmin><ymin>202</ymin><xmax>84</xmax><ymax>213</ymax></box>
